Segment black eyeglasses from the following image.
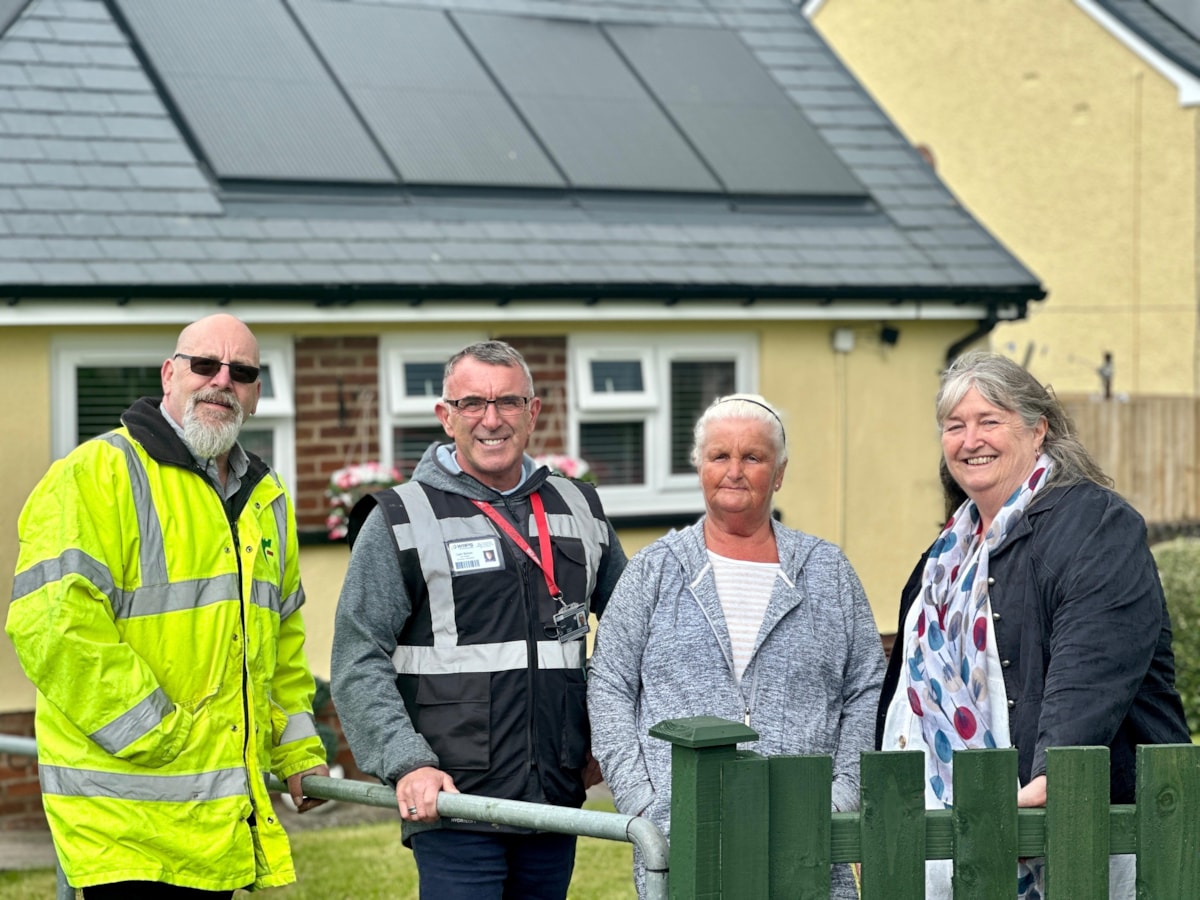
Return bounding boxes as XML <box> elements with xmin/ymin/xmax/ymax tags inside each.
<box><xmin>173</xmin><ymin>353</ymin><xmax>260</xmax><ymax>384</ymax></box>
<box><xmin>443</xmin><ymin>395</ymin><xmax>531</xmax><ymax>417</ymax></box>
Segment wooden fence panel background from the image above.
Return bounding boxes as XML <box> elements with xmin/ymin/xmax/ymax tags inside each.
<box><xmin>1061</xmin><ymin>396</ymin><xmax>1200</xmax><ymax>524</ymax></box>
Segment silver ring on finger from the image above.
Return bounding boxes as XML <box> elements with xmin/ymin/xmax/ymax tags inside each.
<box><xmin>408</xmin><ymin>806</ymin><xmax>418</xmax><ymax>815</ymax></box>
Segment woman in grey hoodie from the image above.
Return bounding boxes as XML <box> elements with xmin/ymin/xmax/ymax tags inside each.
<box><xmin>588</xmin><ymin>393</ymin><xmax>885</xmax><ymax>898</ymax></box>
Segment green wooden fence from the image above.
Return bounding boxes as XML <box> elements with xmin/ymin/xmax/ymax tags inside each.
<box><xmin>651</xmin><ymin>716</ymin><xmax>1200</xmax><ymax>899</ymax></box>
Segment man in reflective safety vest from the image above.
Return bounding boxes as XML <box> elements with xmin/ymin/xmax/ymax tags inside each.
<box><xmin>332</xmin><ymin>340</ymin><xmax>627</xmax><ymax>900</ymax></box>
<box><xmin>7</xmin><ymin>314</ymin><xmax>329</xmax><ymax>898</ymax></box>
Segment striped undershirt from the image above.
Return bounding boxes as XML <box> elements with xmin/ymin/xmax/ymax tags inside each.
<box><xmin>707</xmin><ymin>550</ymin><xmax>782</xmax><ymax>683</ymax></box>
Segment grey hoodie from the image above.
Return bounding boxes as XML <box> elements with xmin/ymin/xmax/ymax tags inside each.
<box><xmin>587</xmin><ymin>517</ymin><xmax>884</xmax><ymax>898</ymax></box>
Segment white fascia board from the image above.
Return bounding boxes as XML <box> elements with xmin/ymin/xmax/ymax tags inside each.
<box><xmin>1076</xmin><ymin>0</ymin><xmax>1200</xmax><ymax>106</ymax></box>
<box><xmin>0</xmin><ymin>298</ymin><xmax>1022</xmax><ymax>327</ymax></box>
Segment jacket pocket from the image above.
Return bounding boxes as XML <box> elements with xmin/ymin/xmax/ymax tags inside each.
<box><xmin>414</xmin><ymin>673</ymin><xmax>491</xmax><ymax>771</ymax></box>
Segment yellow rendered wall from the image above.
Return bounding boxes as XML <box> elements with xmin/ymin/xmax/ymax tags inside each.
<box><xmin>812</xmin><ymin>0</ymin><xmax>1199</xmax><ymax>396</ymax></box>
<box><xmin>760</xmin><ymin>320</ymin><xmax>963</xmax><ymax>630</ymax></box>
<box><xmin>0</xmin><ymin>327</ymin><xmax>52</xmax><ymax>712</ymax></box>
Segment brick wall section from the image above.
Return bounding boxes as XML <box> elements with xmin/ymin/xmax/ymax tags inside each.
<box><xmin>0</xmin><ymin>711</ymin><xmax>48</xmax><ymax>830</ymax></box>
<box><xmin>294</xmin><ymin>336</ymin><xmax>381</xmax><ymax>533</ymax></box>
<box><xmin>500</xmin><ymin>334</ymin><xmax>567</xmax><ymax>457</ymax></box>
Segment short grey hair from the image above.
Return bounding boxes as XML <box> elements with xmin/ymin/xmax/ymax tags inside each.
<box><xmin>937</xmin><ymin>351</ymin><xmax>1111</xmax><ymax>491</ymax></box>
<box><xmin>690</xmin><ymin>393</ymin><xmax>788</xmax><ymax>468</ymax></box>
<box><xmin>442</xmin><ymin>340</ymin><xmax>535</xmax><ymax>397</ymax></box>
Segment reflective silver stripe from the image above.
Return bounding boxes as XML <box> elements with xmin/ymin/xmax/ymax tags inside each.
<box><xmin>269</xmin><ymin>491</ymin><xmax>288</xmax><ymax>585</ymax></box>
<box><xmin>89</xmin><ymin>687</ymin><xmax>174</xmax><ymax>754</ymax></box>
<box><xmin>392</xmin><ymin>639</ymin><xmax>584</xmax><ymax>675</ymax></box>
<box><xmin>544</xmin><ymin>480</ymin><xmax>601</xmax><ymax>600</ymax></box>
<box><xmin>40</xmin><ymin>764</ymin><xmax>248</xmax><ymax>802</ymax></box>
<box><xmin>250</xmin><ymin>579</ymin><xmax>281</xmax><ymax>615</ymax></box>
<box><xmin>393</xmin><ymin>484</ymin><xmax>459</xmax><ymax>648</ymax></box>
<box><xmin>280</xmin><ymin>585</ymin><xmax>304</xmax><ymax>621</ymax></box>
<box><xmin>278</xmin><ymin>711</ymin><xmax>318</xmax><ymax>746</ymax></box>
<box><xmin>110</xmin><ymin>574</ymin><xmax>240</xmax><ymax>620</ymax></box>
<box><xmin>11</xmin><ymin>548</ymin><xmax>115</xmax><ymax>603</ymax></box>
<box><xmin>99</xmin><ymin>433</ymin><xmax>167</xmax><ymax>585</ymax></box>
<box><xmin>538</xmin><ymin>640</ymin><xmax>585</xmax><ymax>670</ymax></box>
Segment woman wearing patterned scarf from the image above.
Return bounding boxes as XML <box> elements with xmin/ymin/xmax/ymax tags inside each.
<box><xmin>876</xmin><ymin>351</ymin><xmax>1188</xmax><ymax>899</ymax></box>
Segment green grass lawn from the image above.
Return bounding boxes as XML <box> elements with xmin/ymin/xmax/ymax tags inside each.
<box><xmin>0</xmin><ymin>800</ymin><xmax>636</xmax><ymax>900</ymax></box>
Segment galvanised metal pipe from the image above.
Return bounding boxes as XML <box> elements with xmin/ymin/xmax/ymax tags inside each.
<box><xmin>0</xmin><ymin>735</ymin><xmax>37</xmax><ymax>757</ymax></box>
<box><xmin>269</xmin><ymin>774</ymin><xmax>670</xmax><ymax>900</ymax></box>
<box><xmin>0</xmin><ymin>743</ymin><xmax>669</xmax><ymax>900</ymax></box>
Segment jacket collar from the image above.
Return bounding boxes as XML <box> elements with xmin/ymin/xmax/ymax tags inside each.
<box><xmin>991</xmin><ymin>482</ymin><xmax>1071</xmax><ymax>555</ymax></box>
<box><xmin>119</xmin><ymin>396</ymin><xmax>271</xmax><ymax>511</ymax></box>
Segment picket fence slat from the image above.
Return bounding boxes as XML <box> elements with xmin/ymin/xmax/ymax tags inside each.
<box><xmin>766</xmin><ymin>755</ymin><xmax>832</xmax><ymax>900</ymax></box>
<box><xmin>953</xmin><ymin>749</ymin><xmax>1018</xmax><ymax>899</ymax></box>
<box><xmin>1046</xmin><ymin>746</ymin><xmax>1108</xmax><ymax>897</ymax></box>
<box><xmin>859</xmin><ymin>751</ymin><xmax>924</xmax><ymax>900</ymax></box>
<box><xmin>1136</xmin><ymin>743</ymin><xmax>1200</xmax><ymax>898</ymax></box>
<box><xmin>655</xmin><ymin>718</ymin><xmax>1200</xmax><ymax>898</ymax></box>
<box><xmin>721</xmin><ymin>754</ymin><xmax>769</xmax><ymax>899</ymax></box>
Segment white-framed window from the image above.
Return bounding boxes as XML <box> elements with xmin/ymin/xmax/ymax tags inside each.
<box><xmin>51</xmin><ymin>333</ymin><xmax>296</xmax><ymax>492</ymax></box>
<box><xmin>568</xmin><ymin>333</ymin><xmax>758</xmax><ymax>517</ymax></box>
<box><xmin>379</xmin><ymin>331</ymin><xmax>486</xmax><ymax>480</ymax></box>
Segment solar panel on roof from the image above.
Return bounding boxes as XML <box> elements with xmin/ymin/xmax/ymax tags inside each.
<box><xmin>291</xmin><ymin>1</ymin><xmax>564</xmax><ymax>188</ymax></box>
<box><xmin>607</xmin><ymin>24</ymin><xmax>865</xmax><ymax>197</ymax></box>
<box><xmin>114</xmin><ymin>0</ymin><xmax>394</xmax><ymax>183</ymax></box>
<box><xmin>453</xmin><ymin>12</ymin><xmax>720</xmax><ymax>193</ymax></box>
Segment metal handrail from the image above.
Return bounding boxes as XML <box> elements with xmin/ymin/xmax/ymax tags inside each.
<box><xmin>269</xmin><ymin>774</ymin><xmax>670</xmax><ymax>900</ymax></box>
<box><xmin>0</xmin><ymin>735</ymin><xmax>668</xmax><ymax>900</ymax></box>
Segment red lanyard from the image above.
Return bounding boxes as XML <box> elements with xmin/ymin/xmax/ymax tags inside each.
<box><xmin>472</xmin><ymin>493</ymin><xmax>563</xmax><ymax>602</ymax></box>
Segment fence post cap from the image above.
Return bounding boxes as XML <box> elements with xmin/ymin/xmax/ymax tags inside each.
<box><xmin>649</xmin><ymin>716</ymin><xmax>758</xmax><ymax>748</ymax></box>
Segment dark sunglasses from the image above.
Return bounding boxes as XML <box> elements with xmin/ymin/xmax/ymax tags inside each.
<box><xmin>173</xmin><ymin>353</ymin><xmax>260</xmax><ymax>384</ymax></box>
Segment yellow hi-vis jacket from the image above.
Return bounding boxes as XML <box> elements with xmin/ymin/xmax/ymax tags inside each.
<box><xmin>6</xmin><ymin>400</ymin><xmax>326</xmax><ymax>892</ymax></box>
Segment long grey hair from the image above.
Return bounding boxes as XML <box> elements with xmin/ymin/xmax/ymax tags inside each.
<box><xmin>937</xmin><ymin>351</ymin><xmax>1112</xmax><ymax>498</ymax></box>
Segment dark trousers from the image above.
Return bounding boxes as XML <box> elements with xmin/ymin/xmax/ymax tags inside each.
<box><xmin>82</xmin><ymin>884</ymin><xmax>234</xmax><ymax>899</ymax></box>
<box><xmin>410</xmin><ymin>829</ymin><xmax>577</xmax><ymax>900</ymax></box>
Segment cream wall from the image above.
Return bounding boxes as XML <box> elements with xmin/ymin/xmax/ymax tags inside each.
<box><xmin>812</xmin><ymin>0</ymin><xmax>1199</xmax><ymax>396</ymax></box>
<box><xmin>760</xmin><ymin>320</ymin><xmax>961</xmax><ymax>629</ymax></box>
<box><xmin>0</xmin><ymin>327</ymin><xmax>53</xmax><ymax>713</ymax></box>
<box><xmin>0</xmin><ymin>318</ymin><xmax>965</xmax><ymax>712</ymax></box>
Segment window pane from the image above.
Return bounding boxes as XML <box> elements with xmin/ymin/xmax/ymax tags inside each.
<box><xmin>393</xmin><ymin>425</ymin><xmax>445</xmax><ymax>481</ymax></box>
<box><xmin>239</xmin><ymin>428</ymin><xmax>274</xmax><ymax>466</ymax></box>
<box><xmin>590</xmin><ymin>360</ymin><xmax>643</xmax><ymax>393</ymax></box>
<box><xmin>259</xmin><ymin>363</ymin><xmax>275</xmax><ymax>400</ymax></box>
<box><xmin>76</xmin><ymin>366</ymin><xmax>162</xmax><ymax>445</ymax></box>
<box><xmin>404</xmin><ymin>362</ymin><xmax>443</xmax><ymax>398</ymax></box>
<box><xmin>670</xmin><ymin>361</ymin><xmax>735</xmax><ymax>474</ymax></box>
<box><xmin>580</xmin><ymin>421</ymin><xmax>644</xmax><ymax>485</ymax></box>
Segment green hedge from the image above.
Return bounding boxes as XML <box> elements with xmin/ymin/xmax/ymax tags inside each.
<box><xmin>1152</xmin><ymin>538</ymin><xmax>1200</xmax><ymax>736</ymax></box>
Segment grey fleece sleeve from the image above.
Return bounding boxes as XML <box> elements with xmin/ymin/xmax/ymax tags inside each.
<box><xmin>330</xmin><ymin>505</ymin><xmax>438</xmax><ymax>786</ymax></box>
<box><xmin>828</xmin><ymin>548</ymin><xmax>887</xmax><ymax>813</ymax></box>
<box><xmin>587</xmin><ymin>551</ymin><xmax>656</xmax><ymax>818</ymax></box>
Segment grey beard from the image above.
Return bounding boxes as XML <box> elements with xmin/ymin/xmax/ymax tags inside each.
<box><xmin>183</xmin><ymin>390</ymin><xmax>244</xmax><ymax>459</ymax></box>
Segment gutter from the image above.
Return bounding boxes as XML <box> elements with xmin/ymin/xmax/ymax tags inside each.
<box><xmin>944</xmin><ymin>303</ymin><xmax>1000</xmax><ymax>366</ymax></box>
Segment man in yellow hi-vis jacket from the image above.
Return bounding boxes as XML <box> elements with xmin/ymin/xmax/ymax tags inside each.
<box><xmin>7</xmin><ymin>313</ymin><xmax>329</xmax><ymax>898</ymax></box>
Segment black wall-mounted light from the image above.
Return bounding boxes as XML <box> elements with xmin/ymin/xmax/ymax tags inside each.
<box><xmin>880</xmin><ymin>324</ymin><xmax>900</xmax><ymax>347</ymax></box>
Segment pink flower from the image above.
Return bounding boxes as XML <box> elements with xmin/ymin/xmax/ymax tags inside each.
<box><xmin>325</xmin><ymin>462</ymin><xmax>404</xmax><ymax>540</ymax></box>
<box><xmin>533</xmin><ymin>454</ymin><xmax>596</xmax><ymax>484</ymax></box>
